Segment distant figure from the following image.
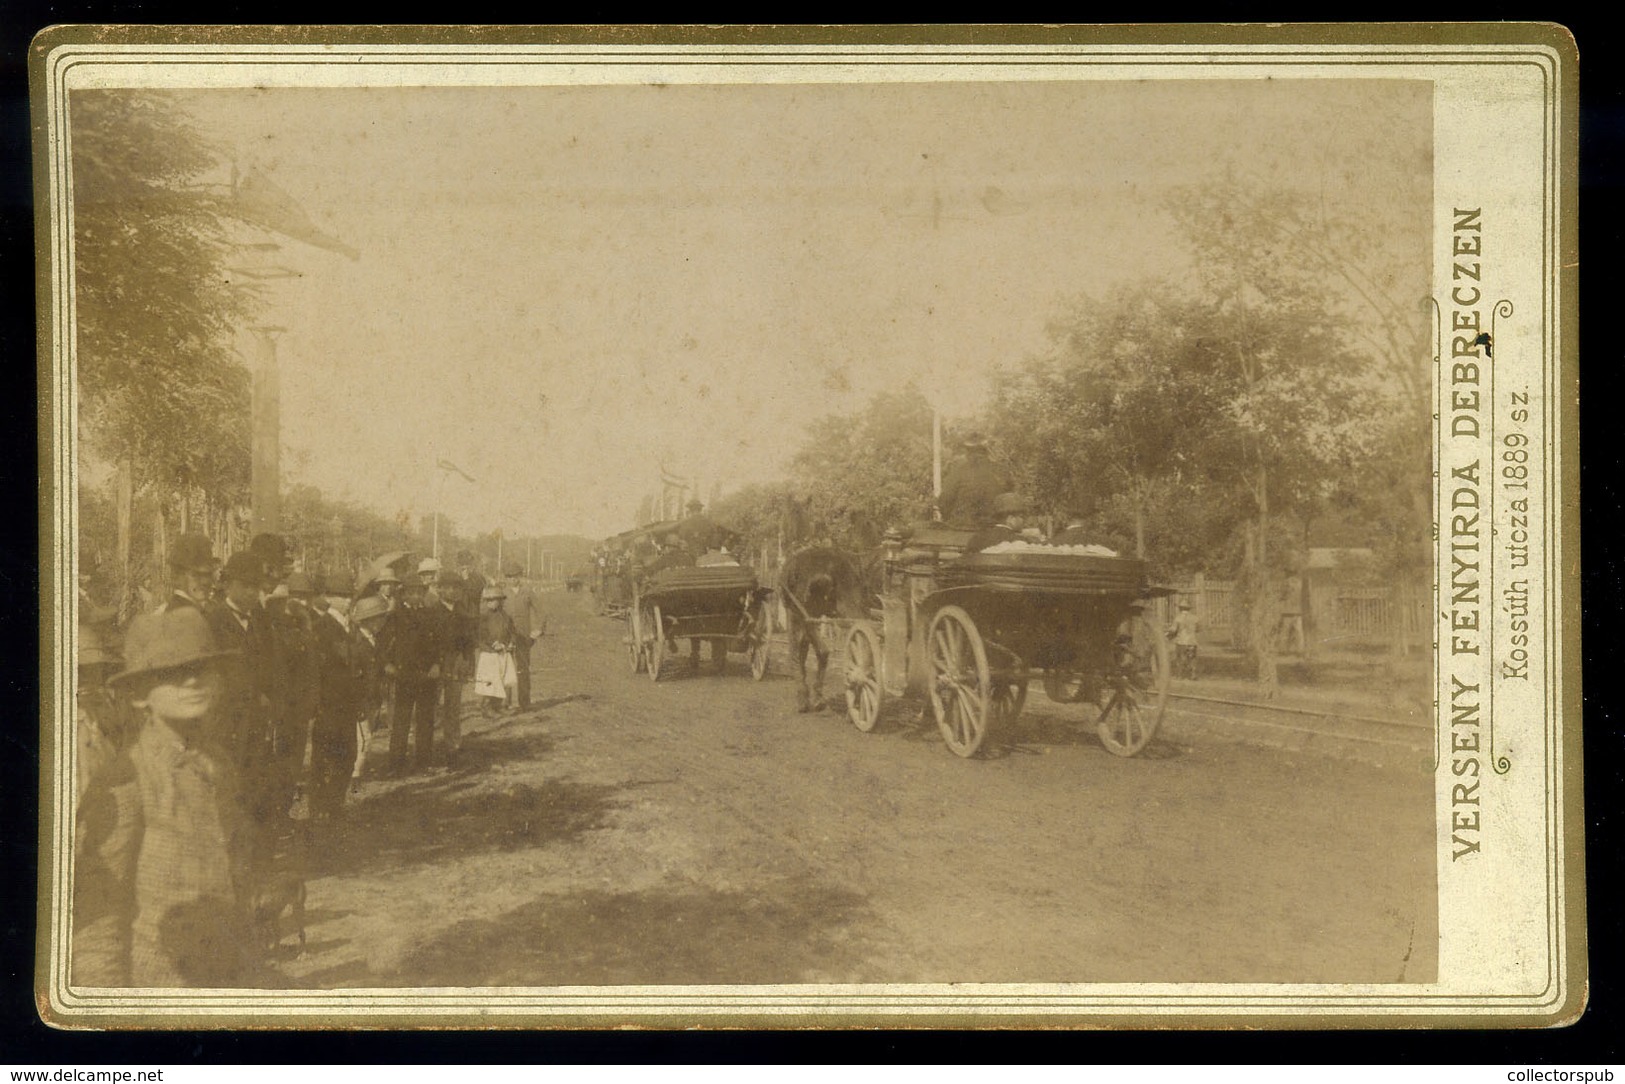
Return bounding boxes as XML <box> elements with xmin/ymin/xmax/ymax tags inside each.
<box><xmin>1169</xmin><ymin>600</ymin><xmax>1200</xmax><ymax>680</ymax></box>
<box><xmin>938</xmin><ymin>432</ymin><xmax>1011</xmax><ymax>529</ymax></box>
<box><xmin>1275</xmin><ymin>571</ymin><xmax>1306</xmax><ymax>654</ymax></box>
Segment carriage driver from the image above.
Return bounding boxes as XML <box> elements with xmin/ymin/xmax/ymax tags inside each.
<box><xmin>938</xmin><ymin>432</ymin><xmax>1012</xmax><ymax>529</ymax></box>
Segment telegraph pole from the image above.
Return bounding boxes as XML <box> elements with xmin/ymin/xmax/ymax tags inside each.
<box><xmin>244</xmin><ymin>326</ymin><xmax>287</xmax><ymax>536</ymax></box>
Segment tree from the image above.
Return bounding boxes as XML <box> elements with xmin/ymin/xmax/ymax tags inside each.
<box><xmin>72</xmin><ymin>91</ymin><xmax>259</xmax><ymax>597</ymax></box>
<box><xmin>789</xmin><ymin>386</ymin><xmax>937</xmax><ymax>551</ymax></box>
<box><xmin>991</xmin><ymin>280</ymin><xmax>1235</xmax><ymax>568</ymax></box>
<box><xmin>1167</xmin><ymin>175</ymin><xmax>1431</xmax><ymax>662</ymax></box>
<box><xmin>991</xmin><ymin>271</ymin><xmax>1379</xmax><ymax>694</ymax></box>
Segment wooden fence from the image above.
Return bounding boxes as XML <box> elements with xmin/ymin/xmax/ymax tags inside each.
<box><xmin>1161</xmin><ymin>577</ymin><xmax>1428</xmax><ymax>648</ymax></box>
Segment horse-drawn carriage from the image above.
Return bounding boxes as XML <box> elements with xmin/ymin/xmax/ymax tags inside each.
<box><xmin>792</xmin><ymin>525</ymin><xmax>1171</xmax><ymax>758</ymax></box>
<box><xmin>626</xmin><ymin>562</ymin><xmax>774</xmax><ymax>682</ymax></box>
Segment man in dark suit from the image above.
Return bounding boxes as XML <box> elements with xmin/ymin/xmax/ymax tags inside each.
<box><xmin>502</xmin><ymin>564</ymin><xmax>542</xmax><ymax>709</ymax></box>
<box><xmin>386</xmin><ymin>578</ymin><xmax>439</xmax><ymax>774</ymax></box>
<box><xmin>207</xmin><ymin>551</ymin><xmax>272</xmax><ymax>776</ymax></box>
<box><xmin>162</xmin><ymin>532</ymin><xmax>218</xmax><ymax>613</ymax></box>
<box><xmin>309</xmin><ymin>573</ymin><xmax>359</xmax><ymax>821</ymax></box>
<box><xmin>428</xmin><ymin>570</ymin><xmax>474</xmax><ymax>763</ymax></box>
<box><xmin>938</xmin><ymin>433</ymin><xmax>1012</xmax><ymax>529</ymax></box>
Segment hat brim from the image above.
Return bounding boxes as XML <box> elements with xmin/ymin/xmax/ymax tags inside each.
<box><xmin>107</xmin><ymin>647</ymin><xmax>240</xmax><ymax>688</ymax></box>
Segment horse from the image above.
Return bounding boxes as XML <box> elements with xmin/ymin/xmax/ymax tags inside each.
<box><xmin>778</xmin><ymin>546</ymin><xmax>868</xmax><ymax>713</ymax></box>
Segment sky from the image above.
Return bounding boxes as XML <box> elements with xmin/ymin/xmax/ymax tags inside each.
<box><xmin>154</xmin><ymin>78</ymin><xmax>1430</xmax><ymax>540</ymax></box>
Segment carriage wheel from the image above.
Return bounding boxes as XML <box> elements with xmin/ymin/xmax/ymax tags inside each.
<box><xmin>1095</xmin><ymin>610</ymin><xmax>1171</xmax><ymax>757</ymax></box>
<box><xmin>1042</xmin><ymin>668</ymin><xmax>1090</xmax><ymax>704</ymax></box>
<box><xmin>843</xmin><ymin>622</ymin><xmax>884</xmax><ymax>733</ymax></box>
<box><xmin>646</xmin><ymin>604</ymin><xmax>666</xmax><ymax>683</ymax></box>
<box><xmin>749</xmin><ymin>599</ymin><xmax>772</xmax><ymax>681</ymax></box>
<box><xmin>627</xmin><ymin>604</ymin><xmax>646</xmax><ymax>673</ymax></box>
<box><xmin>927</xmin><ymin>605</ymin><xmax>992</xmax><ymax>758</ymax></box>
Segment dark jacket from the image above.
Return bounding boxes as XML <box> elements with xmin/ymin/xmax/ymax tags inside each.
<box><xmin>385</xmin><ymin>603</ymin><xmax>440</xmax><ymax>680</ymax></box>
<box><xmin>312</xmin><ymin>611</ymin><xmax>359</xmax><ymax>726</ymax></box>
<box><xmin>939</xmin><ymin>452</ymin><xmax>1011</xmax><ymax>528</ymax></box>
<box><xmin>477</xmin><ymin>609</ymin><xmax>518</xmax><ymax>651</ymax></box>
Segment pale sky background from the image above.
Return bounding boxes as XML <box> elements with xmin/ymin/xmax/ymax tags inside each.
<box><xmin>160</xmin><ymin>79</ymin><xmax>1429</xmax><ymax>540</ymax></box>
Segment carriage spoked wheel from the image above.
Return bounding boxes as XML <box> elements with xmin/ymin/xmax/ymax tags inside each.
<box><xmin>986</xmin><ymin>645</ymin><xmax>1030</xmax><ymax>728</ymax></box>
<box><xmin>843</xmin><ymin>622</ymin><xmax>884</xmax><ymax>733</ymax></box>
<box><xmin>627</xmin><ymin>602</ymin><xmax>646</xmax><ymax>674</ymax></box>
<box><xmin>927</xmin><ymin>605</ymin><xmax>993</xmax><ymax>758</ymax></box>
<box><xmin>646</xmin><ymin>604</ymin><xmax>666</xmax><ymax>683</ymax></box>
<box><xmin>748</xmin><ymin>597</ymin><xmax>773</xmax><ymax>681</ymax></box>
<box><xmin>1095</xmin><ymin>609</ymin><xmax>1171</xmax><ymax>757</ymax></box>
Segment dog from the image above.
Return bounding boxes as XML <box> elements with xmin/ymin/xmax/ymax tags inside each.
<box><xmin>253</xmin><ymin>871</ymin><xmax>307</xmax><ymax>958</ymax></box>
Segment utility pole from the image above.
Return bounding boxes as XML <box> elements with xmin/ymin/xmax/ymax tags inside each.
<box><xmin>244</xmin><ymin>326</ymin><xmax>286</xmax><ymax>535</ymax></box>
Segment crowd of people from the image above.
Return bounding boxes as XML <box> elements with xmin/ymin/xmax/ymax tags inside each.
<box><xmin>71</xmin><ymin>532</ymin><xmax>547</xmax><ymax>987</ymax></box>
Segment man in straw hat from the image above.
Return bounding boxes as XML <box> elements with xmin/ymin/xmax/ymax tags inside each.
<box><xmin>938</xmin><ymin>431</ymin><xmax>1012</xmax><ymax>530</ymax></box>
<box><xmin>73</xmin><ymin>607</ymin><xmax>266</xmax><ymax>987</ymax></box>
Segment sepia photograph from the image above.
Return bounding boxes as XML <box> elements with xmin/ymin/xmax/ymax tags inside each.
<box><xmin>34</xmin><ymin>27</ymin><xmax>1580</xmax><ymax>1027</ymax></box>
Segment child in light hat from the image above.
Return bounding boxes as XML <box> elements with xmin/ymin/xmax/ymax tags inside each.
<box><xmin>73</xmin><ymin>607</ymin><xmax>263</xmax><ymax>987</ymax></box>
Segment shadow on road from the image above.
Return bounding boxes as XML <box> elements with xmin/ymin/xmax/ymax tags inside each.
<box><xmin>316</xmin><ymin>734</ymin><xmax>622</xmax><ymax>878</ymax></box>
<box><xmin>306</xmin><ymin>877</ymin><xmax>880</xmax><ymax>987</ymax></box>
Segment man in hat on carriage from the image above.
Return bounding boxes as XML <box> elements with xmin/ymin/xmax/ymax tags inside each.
<box><xmin>674</xmin><ymin>498</ymin><xmax>719</xmax><ymax>557</ymax></box>
<box><xmin>938</xmin><ymin>432</ymin><xmax>1012</xmax><ymax>529</ymax></box>
<box><xmin>73</xmin><ymin>607</ymin><xmax>265</xmax><ymax>987</ymax></box>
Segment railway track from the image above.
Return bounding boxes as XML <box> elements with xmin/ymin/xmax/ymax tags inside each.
<box><xmin>1164</xmin><ymin>689</ymin><xmax>1431</xmax><ymax>760</ymax></box>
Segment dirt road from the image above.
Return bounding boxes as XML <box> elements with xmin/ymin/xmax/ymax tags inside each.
<box><xmin>279</xmin><ymin>593</ymin><xmax>1437</xmax><ymax>988</ymax></box>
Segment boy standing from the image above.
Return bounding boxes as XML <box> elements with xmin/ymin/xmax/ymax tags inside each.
<box><xmin>74</xmin><ymin>608</ymin><xmax>261</xmax><ymax>987</ymax></box>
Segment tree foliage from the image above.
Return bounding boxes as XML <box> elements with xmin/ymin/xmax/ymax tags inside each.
<box><xmin>788</xmin><ymin>385</ymin><xmax>937</xmax><ymax>551</ymax></box>
<box><xmin>72</xmin><ymin>91</ymin><xmax>258</xmax><ymax>500</ymax></box>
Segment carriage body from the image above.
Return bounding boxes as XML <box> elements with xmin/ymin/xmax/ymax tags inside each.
<box><xmin>842</xmin><ymin>531</ymin><xmax>1172</xmax><ymax>758</ymax></box>
<box><xmin>626</xmin><ymin>564</ymin><xmax>774</xmax><ymax>682</ymax></box>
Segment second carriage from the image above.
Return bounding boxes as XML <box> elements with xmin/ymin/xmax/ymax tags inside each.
<box><xmin>832</xmin><ymin>525</ymin><xmax>1172</xmax><ymax>758</ymax></box>
<box><xmin>626</xmin><ymin>562</ymin><xmax>775</xmax><ymax>682</ymax></box>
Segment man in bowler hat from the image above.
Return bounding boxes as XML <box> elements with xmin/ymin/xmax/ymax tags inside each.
<box><xmin>162</xmin><ymin>532</ymin><xmax>219</xmax><ymax>613</ymax></box>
